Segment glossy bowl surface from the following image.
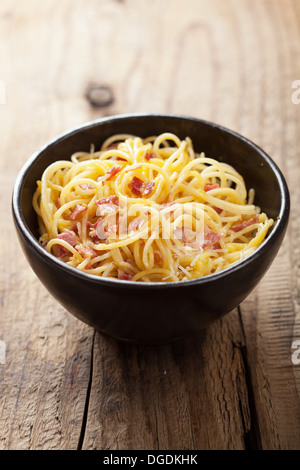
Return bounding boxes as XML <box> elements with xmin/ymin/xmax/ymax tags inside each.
<box><xmin>12</xmin><ymin>114</ymin><xmax>290</xmax><ymax>344</ymax></box>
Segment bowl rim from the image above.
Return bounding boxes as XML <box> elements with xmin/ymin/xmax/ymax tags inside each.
<box><xmin>12</xmin><ymin>112</ymin><xmax>290</xmax><ymax>290</ymax></box>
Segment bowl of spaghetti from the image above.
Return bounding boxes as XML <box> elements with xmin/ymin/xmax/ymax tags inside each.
<box><xmin>12</xmin><ymin>114</ymin><xmax>290</xmax><ymax>344</ymax></box>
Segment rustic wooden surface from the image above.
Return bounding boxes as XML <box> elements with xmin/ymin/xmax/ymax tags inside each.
<box><xmin>0</xmin><ymin>0</ymin><xmax>299</xmax><ymax>450</ymax></box>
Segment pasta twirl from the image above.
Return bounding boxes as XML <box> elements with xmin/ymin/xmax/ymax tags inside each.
<box><xmin>33</xmin><ymin>133</ymin><xmax>274</xmax><ymax>282</ymax></box>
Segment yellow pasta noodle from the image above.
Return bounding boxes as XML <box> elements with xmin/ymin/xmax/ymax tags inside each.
<box><xmin>32</xmin><ymin>133</ymin><xmax>274</xmax><ymax>282</ymax></box>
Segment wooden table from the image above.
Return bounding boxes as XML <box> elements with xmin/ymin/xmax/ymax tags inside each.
<box><xmin>0</xmin><ymin>0</ymin><xmax>299</xmax><ymax>451</ymax></box>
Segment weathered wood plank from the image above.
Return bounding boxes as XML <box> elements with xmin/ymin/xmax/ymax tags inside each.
<box><xmin>0</xmin><ymin>0</ymin><xmax>97</xmax><ymax>449</ymax></box>
<box><xmin>82</xmin><ymin>311</ymin><xmax>251</xmax><ymax>450</ymax></box>
<box><xmin>236</xmin><ymin>0</ymin><xmax>300</xmax><ymax>450</ymax></box>
<box><xmin>0</xmin><ymin>176</ymin><xmax>94</xmax><ymax>450</ymax></box>
<box><xmin>82</xmin><ymin>0</ymin><xmax>300</xmax><ymax>450</ymax></box>
<box><xmin>0</xmin><ymin>0</ymin><xmax>299</xmax><ymax>451</ymax></box>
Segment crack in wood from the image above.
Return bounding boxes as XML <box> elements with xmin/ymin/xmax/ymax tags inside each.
<box><xmin>77</xmin><ymin>329</ymin><xmax>96</xmax><ymax>450</ymax></box>
<box><xmin>237</xmin><ymin>305</ymin><xmax>262</xmax><ymax>450</ymax></box>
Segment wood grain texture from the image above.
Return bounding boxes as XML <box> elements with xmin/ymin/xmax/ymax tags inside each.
<box><xmin>82</xmin><ymin>312</ymin><xmax>251</xmax><ymax>450</ymax></box>
<box><xmin>0</xmin><ymin>0</ymin><xmax>299</xmax><ymax>450</ymax></box>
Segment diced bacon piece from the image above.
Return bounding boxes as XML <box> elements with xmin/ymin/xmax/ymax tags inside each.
<box><xmin>94</xmin><ymin>218</ymin><xmax>117</xmax><ymax>240</ymax></box>
<box><xmin>128</xmin><ymin>176</ymin><xmax>143</xmax><ymax>196</ymax></box>
<box><xmin>202</xmin><ymin>229</ymin><xmax>223</xmax><ymax>249</ymax></box>
<box><xmin>96</xmin><ymin>196</ymin><xmax>119</xmax><ymax>206</ymax></box>
<box><xmin>87</xmin><ymin>220</ymin><xmax>98</xmax><ymax>236</ymax></box>
<box><xmin>56</xmin><ymin>199</ymin><xmax>61</xmax><ymax>209</ymax></box>
<box><xmin>154</xmin><ymin>250</ymin><xmax>163</xmax><ymax>265</ymax></box>
<box><xmin>185</xmin><ymin>226</ymin><xmax>223</xmax><ymax>250</ymax></box>
<box><xmin>87</xmin><ymin>219</ymin><xmax>102</xmax><ymax>241</ymax></box>
<box><xmin>87</xmin><ymin>220</ymin><xmax>97</xmax><ymax>229</ymax></box>
<box><xmin>128</xmin><ymin>176</ymin><xmax>155</xmax><ymax>197</ymax></box>
<box><xmin>96</xmin><ymin>196</ymin><xmax>119</xmax><ymax>217</ymax></box>
<box><xmin>104</xmin><ymin>222</ymin><xmax>117</xmax><ymax>238</ymax></box>
<box><xmin>145</xmin><ymin>152</ymin><xmax>156</xmax><ymax>161</ymax></box>
<box><xmin>96</xmin><ymin>203</ymin><xmax>118</xmax><ymax>217</ymax></box>
<box><xmin>69</xmin><ymin>204</ymin><xmax>87</xmax><ymax>220</ymax></box>
<box><xmin>118</xmin><ymin>269</ymin><xmax>133</xmax><ymax>281</ymax></box>
<box><xmin>55</xmin><ymin>230</ymin><xmax>77</xmax><ymax>258</ymax></box>
<box><xmin>106</xmin><ymin>165</ymin><xmax>122</xmax><ymax>180</ymax></box>
<box><xmin>75</xmin><ymin>244</ymin><xmax>98</xmax><ymax>258</ymax></box>
<box><xmin>89</xmin><ymin>233</ymin><xmax>99</xmax><ymax>243</ymax></box>
<box><xmin>231</xmin><ymin>216</ymin><xmax>259</xmax><ymax>232</ymax></box>
<box><xmin>55</xmin><ymin>246</ymin><xmax>71</xmax><ymax>259</ymax></box>
<box><xmin>79</xmin><ymin>183</ymin><xmax>95</xmax><ymax>190</ymax></box>
<box><xmin>143</xmin><ymin>182</ymin><xmax>155</xmax><ymax>196</ymax></box>
<box><xmin>128</xmin><ymin>218</ymin><xmax>143</xmax><ymax>232</ymax></box>
<box><xmin>213</xmin><ymin>206</ymin><xmax>223</xmax><ymax>214</ymax></box>
<box><xmin>70</xmin><ymin>222</ymin><xmax>81</xmax><ymax>236</ymax></box>
<box><xmin>204</xmin><ymin>183</ymin><xmax>219</xmax><ymax>192</ymax></box>
<box><xmin>57</xmin><ymin>230</ymin><xmax>76</xmax><ymax>246</ymax></box>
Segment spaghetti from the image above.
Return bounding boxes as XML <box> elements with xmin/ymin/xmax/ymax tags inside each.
<box><xmin>32</xmin><ymin>133</ymin><xmax>274</xmax><ymax>282</ymax></box>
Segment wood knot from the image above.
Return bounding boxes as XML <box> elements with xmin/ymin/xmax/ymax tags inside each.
<box><xmin>85</xmin><ymin>84</ymin><xmax>114</xmax><ymax>108</ymax></box>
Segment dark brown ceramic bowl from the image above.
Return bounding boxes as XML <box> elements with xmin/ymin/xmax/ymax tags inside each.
<box><xmin>12</xmin><ymin>114</ymin><xmax>290</xmax><ymax>344</ymax></box>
